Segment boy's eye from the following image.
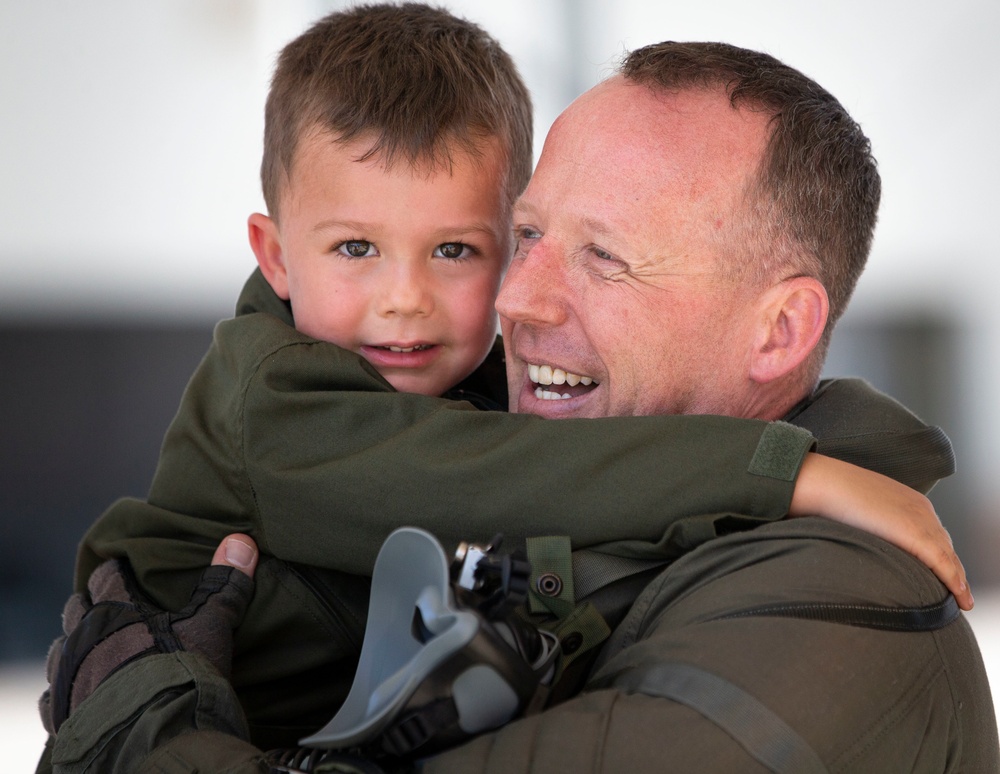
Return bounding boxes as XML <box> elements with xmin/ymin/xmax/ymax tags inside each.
<box><xmin>337</xmin><ymin>240</ymin><xmax>377</xmax><ymax>258</ymax></box>
<box><xmin>434</xmin><ymin>242</ymin><xmax>472</xmax><ymax>260</ymax></box>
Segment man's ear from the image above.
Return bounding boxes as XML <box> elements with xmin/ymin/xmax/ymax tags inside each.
<box><xmin>247</xmin><ymin>213</ymin><xmax>290</xmax><ymax>300</ymax></box>
<box><xmin>749</xmin><ymin>276</ymin><xmax>828</xmax><ymax>384</ymax></box>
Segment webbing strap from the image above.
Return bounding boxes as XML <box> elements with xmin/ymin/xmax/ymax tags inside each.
<box><xmin>572</xmin><ymin>550</ymin><xmax>666</xmax><ymax>600</ymax></box>
<box><xmin>605</xmin><ymin>662</ymin><xmax>829</xmax><ymax>774</ymax></box>
<box><xmin>713</xmin><ymin>594</ymin><xmax>960</xmax><ymax>631</ymax></box>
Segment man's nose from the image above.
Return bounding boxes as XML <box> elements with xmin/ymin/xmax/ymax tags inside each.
<box><xmin>378</xmin><ymin>261</ymin><xmax>435</xmax><ymax>318</ymax></box>
<box><xmin>496</xmin><ymin>238</ymin><xmax>567</xmax><ymax>326</ymax></box>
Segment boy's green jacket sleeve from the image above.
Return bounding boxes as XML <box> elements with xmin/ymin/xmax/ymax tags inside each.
<box><xmin>76</xmin><ymin>270</ymin><xmax>814</xmax><ymax>604</ymax></box>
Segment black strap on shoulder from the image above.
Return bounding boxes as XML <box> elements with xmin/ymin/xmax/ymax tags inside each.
<box><xmin>596</xmin><ymin>661</ymin><xmax>829</xmax><ymax>774</ymax></box>
<box><xmin>712</xmin><ymin>594</ymin><xmax>960</xmax><ymax>632</ymax></box>
<box><xmin>583</xmin><ymin>596</ymin><xmax>959</xmax><ymax>771</ymax></box>
<box><xmin>378</xmin><ymin>697</ymin><xmax>459</xmax><ymax>757</ymax></box>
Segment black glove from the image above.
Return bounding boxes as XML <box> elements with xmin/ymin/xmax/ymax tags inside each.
<box><xmin>39</xmin><ymin>558</ymin><xmax>254</xmax><ymax>734</ymax></box>
<box><xmin>268</xmin><ymin>748</ymin><xmax>393</xmax><ymax>773</ymax></box>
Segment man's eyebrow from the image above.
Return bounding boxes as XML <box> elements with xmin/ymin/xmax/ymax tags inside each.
<box><xmin>512</xmin><ymin>198</ymin><xmax>537</xmax><ymax>220</ymax></box>
<box><xmin>512</xmin><ymin>199</ymin><xmax>616</xmax><ymax>236</ymax></box>
<box><xmin>579</xmin><ymin>215</ymin><xmax>615</xmax><ymax>238</ymax></box>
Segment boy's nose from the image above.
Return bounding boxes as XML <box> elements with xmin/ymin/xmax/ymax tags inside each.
<box><xmin>377</xmin><ymin>262</ymin><xmax>435</xmax><ymax>318</ymax></box>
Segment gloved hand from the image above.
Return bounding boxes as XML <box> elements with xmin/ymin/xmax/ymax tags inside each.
<box><xmin>268</xmin><ymin>747</ymin><xmax>391</xmax><ymax>773</ymax></box>
<box><xmin>39</xmin><ymin>534</ymin><xmax>258</xmax><ymax>735</ymax></box>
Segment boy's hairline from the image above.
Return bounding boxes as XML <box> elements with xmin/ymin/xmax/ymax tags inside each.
<box><xmin>268</xmin><ymin>123</ymin><xmax>520</xmax><ymax>227</ymax></box>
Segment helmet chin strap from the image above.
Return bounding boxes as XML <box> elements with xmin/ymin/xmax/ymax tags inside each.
<box><xmin>299</xmin><ymin>527</ymin><xmax>559</xmax><ymax>758</ymax></box>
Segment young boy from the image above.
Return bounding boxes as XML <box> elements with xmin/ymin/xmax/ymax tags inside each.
<box><xmin>48</xmin><ymin>2</ymin><xmax>961</xmax><ymax>763</ymax></box>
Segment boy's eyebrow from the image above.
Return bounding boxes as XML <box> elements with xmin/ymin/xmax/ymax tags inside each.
<box><xmin>311</xmin><ymin>218</ymin><xmax>380</xmax><ymax>235</ymax></box>
<box><xmin>310</xmin><ymin>218</ymin><xmax>501</xmax><ymax>239</ymax></box>
<box><xmin>441</xmin><ymin>221</ymin><xmax>503</xmax><ymax>239</ymax></box>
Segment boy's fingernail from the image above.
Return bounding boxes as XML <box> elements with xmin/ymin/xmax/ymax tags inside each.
<box><xmin>225</xmin><ymin>538</ymin><xmax>256</xmax><ymax>569</ymax></box>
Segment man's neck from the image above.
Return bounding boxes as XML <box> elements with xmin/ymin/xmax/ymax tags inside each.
<box><xmin>741</xmin><ymin>375</ymin><xmax>817</xmax><ymax>422</ymax></box>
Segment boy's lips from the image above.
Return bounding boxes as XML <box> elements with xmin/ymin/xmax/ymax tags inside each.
<box><xmin>360</xmin><ymin>342</ymin><xmax>442</xmax><ymax>369</ymax></box>
<box><xmin>384</xmin><ymin>344</ymin><xmax>433</xmax><ymax>353</ymax></box>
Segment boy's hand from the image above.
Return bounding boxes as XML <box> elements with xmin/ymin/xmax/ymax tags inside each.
<box><xmin>39</xmin><ymin>534</ymin><xmax>259</xmax><ymax>734</ymax></box>
<box><xmin>790</xmin><ymin>453</ymin><xmax>972</xmax><ymax>610</ymax></box>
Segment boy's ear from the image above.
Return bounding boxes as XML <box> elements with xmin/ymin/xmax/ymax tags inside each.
<box><xmin>247</xmin><ymin>213</ymin><xmax>290</xmax><ymax>300</ymax></box>
<box><xmin>749</xmin><ymin>276</ymin><xmax>829</xmax><ymax>384</ymax></box>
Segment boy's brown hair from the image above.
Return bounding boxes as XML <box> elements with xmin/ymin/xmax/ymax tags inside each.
<box><xmin>261</xmin><ymin>2</ymin><xmax>533</xmax><ymax>221</ymax></box>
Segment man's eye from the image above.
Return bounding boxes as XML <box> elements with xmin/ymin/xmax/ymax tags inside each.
<box><xmin>590</xmin><ymin>246</ymin><xmax>630</xmax><ymax>276</ymax></box>
<box><xmin>434</xmin><ymin>242</ymin><xmax>473</xmax><ymax>260</ymax></box>
<box><xmin>337</xmin><ymin>240</ymin><xmax>376</xmax><ymax>258</ymax></box>
<box><xmin>514</xmin><ymin>227</ymin><xmax>541</xmax><ymax>255</ymax></box>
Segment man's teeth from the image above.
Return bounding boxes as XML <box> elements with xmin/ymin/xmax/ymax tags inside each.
<box><xmin>528</xmin><ymin>363</ymin><xmax>596</xmax><ymax>399</ymax></box>
<box><xmin>528</xmin><ymin>363</ymin><xmax>594</xmax><ymax>387</ymax></box>
<box><xmin>386</xmin><ymin>344</ymin><xmax>431</xmax><ymax>352</ymax></box>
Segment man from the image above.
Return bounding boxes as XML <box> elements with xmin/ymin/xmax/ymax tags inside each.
<box><xmin>40</xmin><ymin>42</ymin><xmax>997</xmax><ymax>772</ymax></box>
<box><xmin>421</xmin><ymin>43</ymin><xmax>999</xmax><ymax>770</ymax></box>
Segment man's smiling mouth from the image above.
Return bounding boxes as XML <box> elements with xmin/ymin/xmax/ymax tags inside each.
<box><xmin>528</xmin><ymin>363</ymin><xmax>599</xmax><ymax>400</ymax></box>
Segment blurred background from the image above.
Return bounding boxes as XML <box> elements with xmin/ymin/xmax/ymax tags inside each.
<box><xmin>3</xmin><ymin>0</ymin><xmax>999</xmax><ymax>767</ymax></box>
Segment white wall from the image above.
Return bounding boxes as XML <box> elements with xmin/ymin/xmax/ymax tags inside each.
<box><xmin>3</xmin><ymin>0</ymin><xmax>998</xmax><ymax>518</ymax></box>
<box><xmin>4</xmin><ymin>1</ymin><xmax>997</xmax><ymax>312</ymax></box>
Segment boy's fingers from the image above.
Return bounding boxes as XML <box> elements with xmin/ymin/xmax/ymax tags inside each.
<box><xmin>913</xmin><ymin>530</ymin><xmax>973</xmax><ymax>611</ymax></box>
<box><xmin>940</xmin><ymin>547</ymin><xmax>973</xmax><ymax>611</ymax></box>
<box><xmin>212</xmin><ymin>534</ymin><xmax>259</xmax><ymax>579</ymax></box>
